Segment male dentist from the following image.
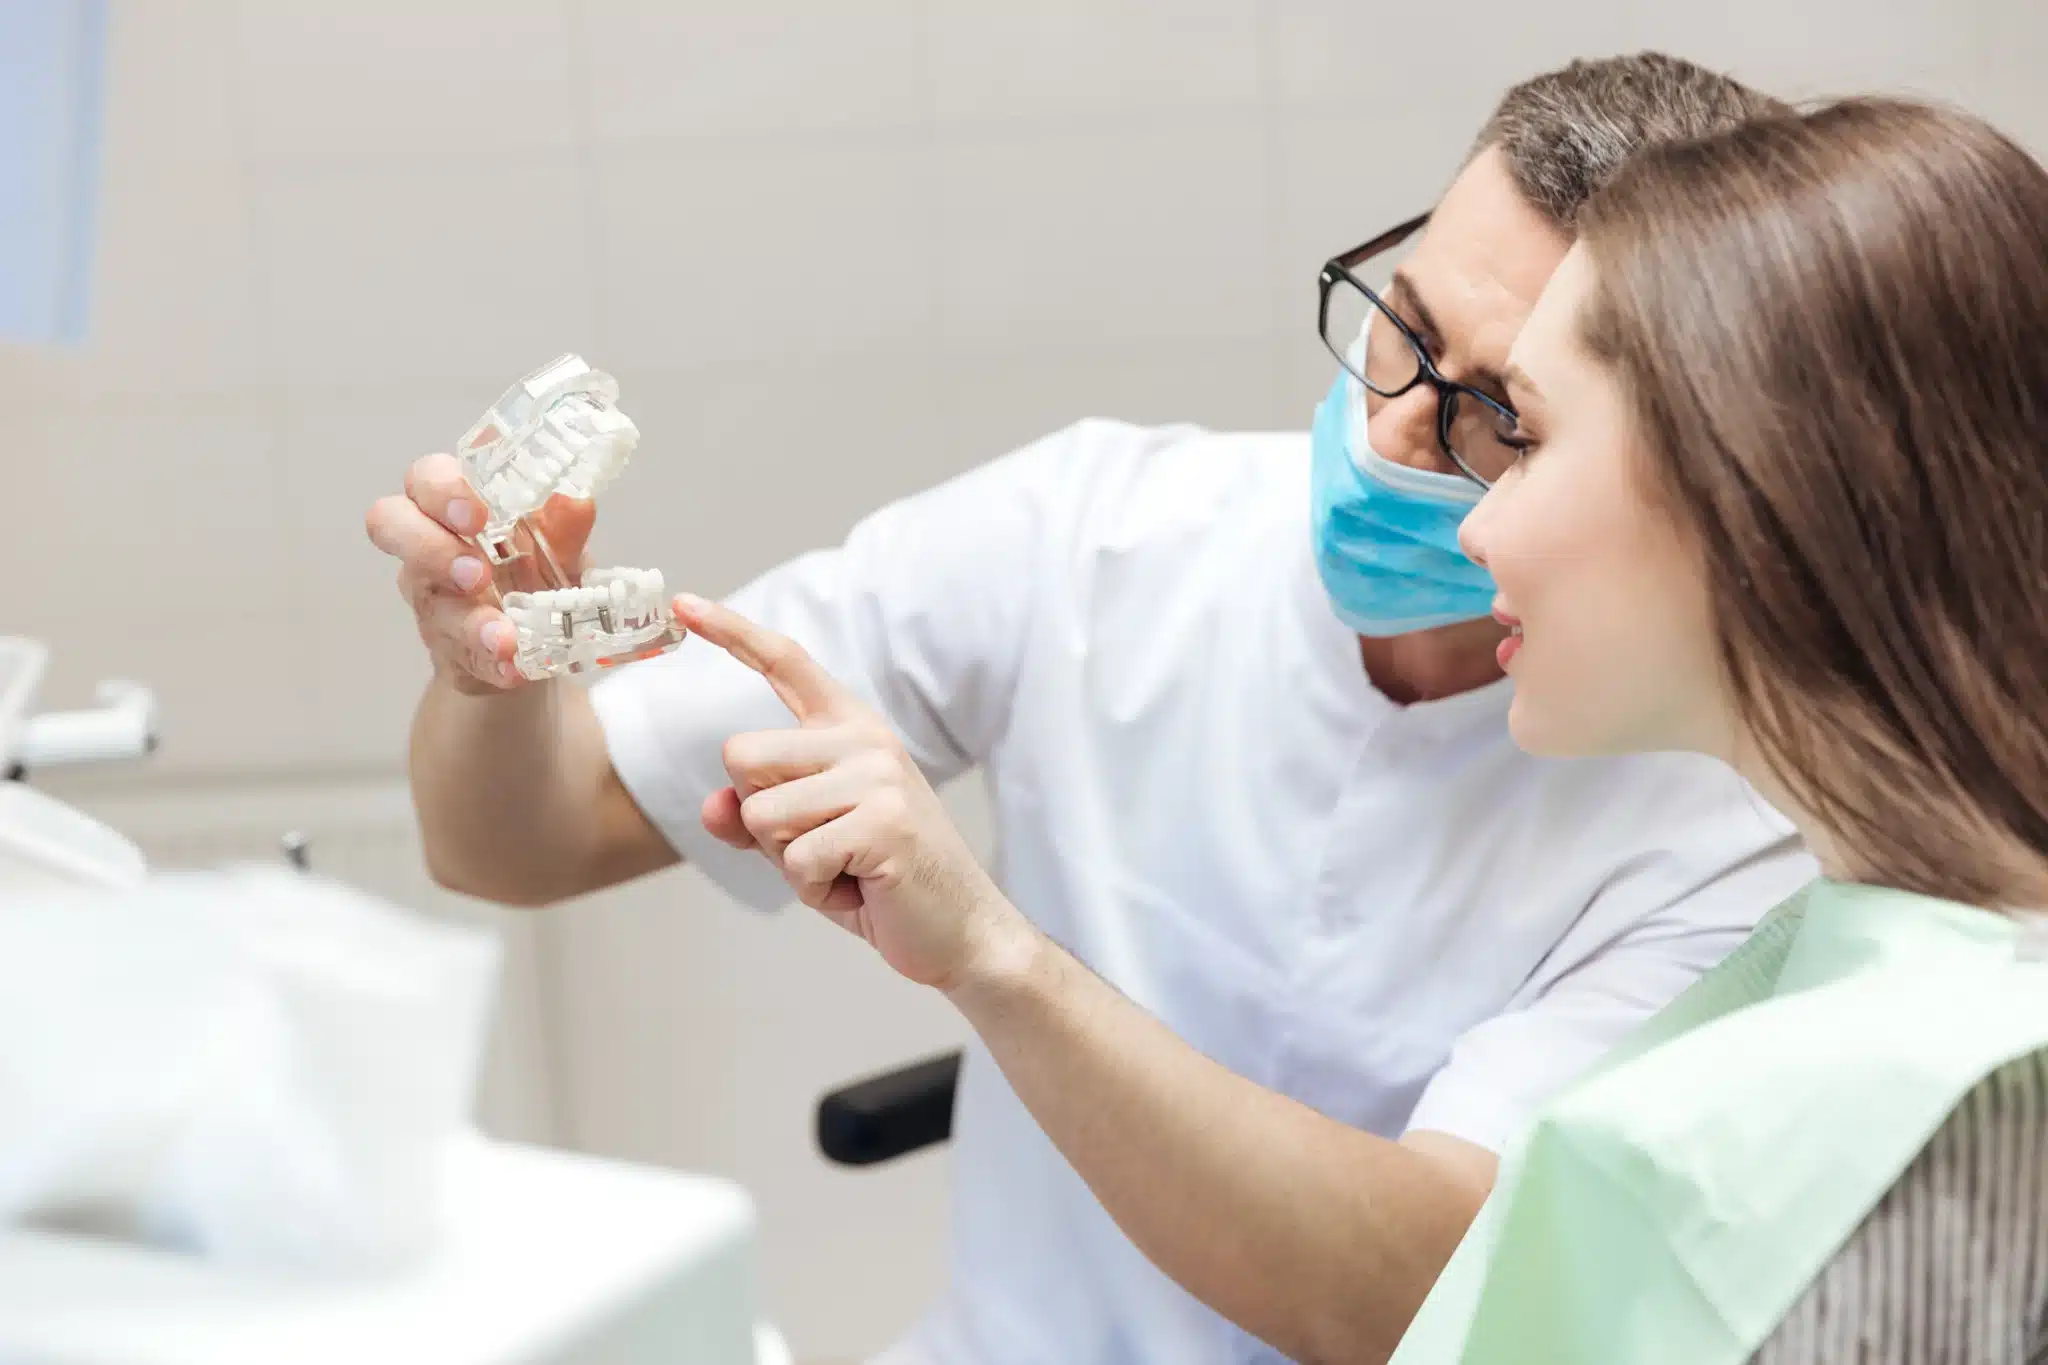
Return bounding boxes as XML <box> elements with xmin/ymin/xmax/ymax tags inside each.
<box><xmin>369</xmin><ymin>52</ymin><xmax>1811</xmax><ymax>1365</ymax></box>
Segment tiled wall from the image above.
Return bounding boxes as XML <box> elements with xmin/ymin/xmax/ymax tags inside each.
<box><xmin>13</xmin><ymin>2</ymin><xmax>2047</xmax><ymax>1358</ymax></box>
<box><xmin>14</xmin><ymin>0</ymin><xmax>2042</xmax><ymax>779</ymax></box>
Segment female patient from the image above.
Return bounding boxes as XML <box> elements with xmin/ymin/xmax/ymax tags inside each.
<box><xmin>679</xmin><ymin>98</ymin><xmax>2048</xmax><ymax>1363</ymax></box>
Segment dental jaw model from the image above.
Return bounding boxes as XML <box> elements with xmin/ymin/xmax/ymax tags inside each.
<box><xmin>455</xmin><ymin>354</ymin><xmax>683</xmax><ymax>680</ymax></box>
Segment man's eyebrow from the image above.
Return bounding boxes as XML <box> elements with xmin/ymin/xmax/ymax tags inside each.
<box><xmin>1503</xmin><ymin>362</ymin><xmax>1538</xmax><ymax>398</ymax></box>
<box><xmin>1389</xmin><ymin>267</ymin><xmax>1510</xmax><ymax>398</ymax></box>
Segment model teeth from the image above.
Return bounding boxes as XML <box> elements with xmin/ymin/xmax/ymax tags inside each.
<box><xmin>457</xmin><ymin>355</ymin><xmax>641</xmax><ymax>547</ymax></box>
<box><xmin>501</xmin><ymin>566</ymin><xmax>677</xmax><ymax>679</ymax></box>
<box><xmin>459</xmin><ymin>357</ymin><xmax>681</xmax><ymax>678</ymax></box>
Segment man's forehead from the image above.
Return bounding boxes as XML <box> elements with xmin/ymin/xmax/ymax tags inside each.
<box><xmin>1506</xmin><ymin>243</ymin><xmax>1594</xmax><ymax>384</ymax></box>
<box><xmin>1401</xmin><ymin>148</ymin><xmax>1572</xmax><ymax>368</ymax></box>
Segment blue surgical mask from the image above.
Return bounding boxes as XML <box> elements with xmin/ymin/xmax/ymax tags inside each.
<box><xmin>1309</xmin><ymin>368</ymin><xmax>1497</xmax><ymax>636</ymax></box>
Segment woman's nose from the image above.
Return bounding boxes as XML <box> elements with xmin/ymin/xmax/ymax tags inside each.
<box><xmin>1458</xmin><ymin>484</ymin><xmax>1502</xmax><ymax>567</ymax></box>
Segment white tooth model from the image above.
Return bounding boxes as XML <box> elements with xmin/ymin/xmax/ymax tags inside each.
<box><xmin>455</xmin><ymin>354</ymin><xmax>684</xmax><ymax>680</ymax></box>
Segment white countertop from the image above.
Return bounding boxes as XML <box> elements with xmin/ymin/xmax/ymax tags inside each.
<box><xmin>0</xmin><ymin>1137</ymin><xmax>779</xmax><ymax>1365</ymax></box>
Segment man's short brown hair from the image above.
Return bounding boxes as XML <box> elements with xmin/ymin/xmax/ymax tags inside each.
<box><xmin>1473</xmin><ymin>52</ymin><xmax>1790</xmax><ymax>228</ymax></box>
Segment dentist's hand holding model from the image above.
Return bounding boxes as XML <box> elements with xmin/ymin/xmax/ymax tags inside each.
<box><xmin>367</xmin><ymin>456</ymin><xmax>596</xmax><ymax>694</ymax></box>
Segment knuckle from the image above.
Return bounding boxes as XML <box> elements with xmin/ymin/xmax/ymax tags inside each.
<box><xmin>405</xmin><ymin>453</ymin><xmax>452</xmax><ymax>502</ymax></box>
<box><xmin>441</xmin><ymin>603</ymin><xmax>485</xmax><ymax>652</ymax></box>
<box><xmin>366</xmin><ymin>498</ymin><xmax>401</xmax><ymax>554</ymax></box>
<box><xmin>721</xmin><ymin>732</ymin><xmax>761</xmax><ymax>778</ymax></box>
<box><xmin>785</xmin><ymin>844</ymin><xmax>823</xmax><ymax>884</ymax></box>
<box><xmin>402</xmin><ymin>571</ymin><xmax>438</xmax><ymax>619</ymax></box>
<box><xmin>869</xmin><ymin>785</ymin><xmax>910</xmax><ymax>828</ymax></box>
<box><xmin>857</xmin><ymin>719</ymin><xmax>905</xmax><ymax>758</ymax></box>
<box><xmin>856</xmin><ymin>747</ymin><xmax>900</xmax><ymax>787</ymax></box>
<box><xmin>737</xmin><ymin>791</ymin><xmax>775</xmax><ymax>837</ymax></box>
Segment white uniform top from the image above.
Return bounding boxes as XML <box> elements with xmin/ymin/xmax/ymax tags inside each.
<box><xmin>592</xmin><ymin>420</ymin><xmax>1818</xmax><ymax>1365</ymax></box>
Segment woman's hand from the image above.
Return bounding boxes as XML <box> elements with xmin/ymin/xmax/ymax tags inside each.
<box><xmin>673</xmin><ymin>594</ymin><xmax>1032</xmax><ymax>992</ymax></box>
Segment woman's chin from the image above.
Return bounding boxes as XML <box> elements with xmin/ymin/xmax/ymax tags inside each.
<box><xmin>1506</xmin><ymin>690</ymin><xmax>1591</xmax><ymax>759</ymax></box>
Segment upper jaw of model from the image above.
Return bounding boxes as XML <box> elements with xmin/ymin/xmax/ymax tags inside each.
<box><xmin>455</xmin><ymin>355</ymin><xmax>683</xmax><ymax>680</ymax></box>
<box><xmin>456</xmin><ymin>354</ymin><xmax>640</xmax><ymax>567</ymax></box>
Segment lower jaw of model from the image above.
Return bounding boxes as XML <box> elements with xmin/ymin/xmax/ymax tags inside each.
<box><xmin>502</xmin><ymin>568</ymin><xmax>681</xmax><ymax>680</ymax></box>
<box><xmin>456</xmin><ymin>355</ymin><xmax>685</xmax><ymax>681</ymax></box>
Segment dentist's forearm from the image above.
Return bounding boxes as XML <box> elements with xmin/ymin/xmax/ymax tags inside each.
<box><xmin>410</xmin><ymin>673</ymin><xmax>675</xmax><ymax>906</ymax></box>
<box><xmin>946</xmin><ymin>921</ymin><xmax>1495</xmax><ymax>1365</ymax></box>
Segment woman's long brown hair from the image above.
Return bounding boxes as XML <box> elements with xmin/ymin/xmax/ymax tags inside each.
<box><xmin>1579</xmin><ymin>99</ymin><xmax>2048</xmax><ymax>907</ymax></box>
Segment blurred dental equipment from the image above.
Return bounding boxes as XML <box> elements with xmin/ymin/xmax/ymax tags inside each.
<box><xmin>0</xmin><ymin>866</ymin><xmax>503</xmax><ymax>1272</ymax></box>
<box><xmin>0</xmin><ymin>636</ymin><xmax>153</xmax><ymax>890</ymax></box>
<box><xmin>0</xmin><ymin>638</ymin><xmax>783</xmax><ymax>1363</ymax></box>
<box><xmin>456</xmin><ymin>354</ymin><xmax>685</xmax><ymax>680</ymax></box>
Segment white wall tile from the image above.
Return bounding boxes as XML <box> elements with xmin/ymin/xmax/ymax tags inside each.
<box><xmin>8</xmin><ymin>168</ymin><xmax>270</xmax><ymax>403</ymax></box>
<box><xmin>1270</xmin><ymin>112</ymin><xmax>1477</xmax><ymax>336</ymax></box>
<box><xmin>1270</xmin><ymin>0</ymin><xmax>1638</xmax><ymax>118</ymax></box>
<box><xmin>1975</xmin><ymin>5</ymin><xmax>2048</xmax><ymax>154</ymax></box>
<box><xmin>10</xmin><ymin>402</ymin><xmax>289</xmax><ymax>608</ymax></box>
<box><xmin>5</xmin><ymin>397</ymin><xmax>299</xmax><ymax>772</ymax></box>
<box><xmin>101</xmin><ymin>0</ymin><xmax>241</xmax><ymax>178</ymax></box>
<box><xmin>938</xmin><ymin>340</ymin><xmax>1285</xmax><ymax>464</ymax></box>
<box><xmin>1635</xmin><ymin>2</ymin><xmax>1982</xmax><ymax>98</ymax></box>
<box><xmin>297</xmin><ymin>603</ymin><xmax>435</xmax><ymax>770</ymax></box>
<box><xmin>235</xmin><ymin>1</ymin><xmax>582</xmax><ymax>166</ymax></box>
<box><xmin>253</xmin><ymin>163</ymin><xmax>600</xmax><ymax>392</ymax></box>
<box><xmin>934</xmin><ymin>124</ymin><xmax>1270</xmax><ymax>354</ymax></box>
<box><xmin>1278</xmin><ymin>326</ymin><xmax>1348</xmax><ymax>426</ymax></box>
<box><xmin>592</xmin><ymin>141</ymin><xmax>938</xmax><ymax>370</ymax></box>
<box><xmin>926</xmin><ymin>0</ymin><xmax>1262</xmax><ymax>124</ymax></box>
<box><xmin>1974</xmin><ymin>80</ymin><xmax>2048</xmax><ymax>158</ymax></box>
<box><xmin>581</xmin><ymin>0</ymin><xmax>924</xmax><ymax>141</ymax></box>
<box><xmin>593</xmin><ymin>355</ymin><xmax>951</xmax><ymax>597</ymax></box>
<box><xmin>276</xmin><ymin>391</ymin><xmax>480</xmax><ymax>611</ymax></box>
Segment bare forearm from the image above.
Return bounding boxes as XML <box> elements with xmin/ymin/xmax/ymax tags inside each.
<box><xmin>410</xmin><ymin>674</ymin><xmax>667</xmax><ymax>905</ymax></box>
<box><xmin>947</xmin><ymin>923</ymin><xmax>1494</xmax><ymax>1365</ymax></box>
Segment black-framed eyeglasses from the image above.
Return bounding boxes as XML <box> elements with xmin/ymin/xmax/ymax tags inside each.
<box><xmin>1318</xmin><ymin>212</ymin><xmax>1520</xmax><ymax>487</ymax></box>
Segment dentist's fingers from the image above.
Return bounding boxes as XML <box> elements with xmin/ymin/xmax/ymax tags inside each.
<box><xmin>674</xmin><ymin>594</ymin><xmax>859</xmax><ymax>725</ymax></box>
<box><xmin>720</xmin><ymin>726</ymin><xmax>864</xmax><ymax>792</ymax></box>
<box><xmin>371</xmin><ymin>493</ymin><xmax>493</xmax><ymax>600</ymax></box>
<box><xmin>737</xmin><ymin>766</ymin><xmax>875</xmax><ymax>855</ymax></box>
<box><xmin>374</xmin><ymin>459</ymin><xmax>604</xmax><ymax>691</ymax></box>
<box><xmin>409</xmin><ymin>587</ymin><xmax>521</xmax><ymax>688</ymax></box>
<box><xmin>701</xmin><ymin>787</ymin><xmax>755</xmax><ymax>850</ymax></box>
<box><xmin>401</xmin><ymin>453</ymin><xmax>483</xmax><ymax>538</ymax></box>
<box><xmin>782</xmin><ymin>808</ymin><xmax>878</xmax><ymax>913</ymax></box>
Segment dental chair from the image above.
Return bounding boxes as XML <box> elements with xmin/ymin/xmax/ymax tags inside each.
<box><xmin>816</xmin><ymin>1052</ymin><xmax>962</xmax><ymax>1167</ymax></box>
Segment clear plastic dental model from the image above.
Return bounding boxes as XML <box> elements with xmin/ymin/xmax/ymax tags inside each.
<box><xmin>455</xmin><ymin>354</ymin><xmax>683</xmax><ymax>680</ymax></box>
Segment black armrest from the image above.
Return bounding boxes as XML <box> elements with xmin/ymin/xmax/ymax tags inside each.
<box><xmin>816</xmin><ymin>1050</ymin><xmax>962</xmax><ymax>1166</ymax></box>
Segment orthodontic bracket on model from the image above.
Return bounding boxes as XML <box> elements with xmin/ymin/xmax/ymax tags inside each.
<box><xmin>455</xmin><ymin>354</ymin><xmax>684</xmax><ymax>680</ymax></box>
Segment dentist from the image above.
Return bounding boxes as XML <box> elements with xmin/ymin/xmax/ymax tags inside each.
<box><xmin>371</xmin><ymin>53</ymin><xmax>1813</xmax><ymax>1365</ymax></box>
